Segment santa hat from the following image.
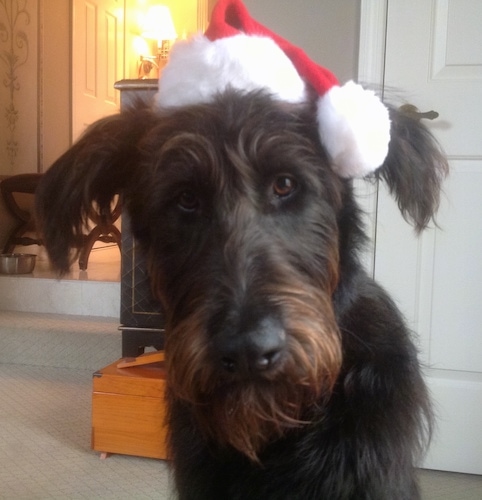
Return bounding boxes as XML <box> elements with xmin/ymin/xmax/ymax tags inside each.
<box><xmin>156</xmin><ymin>0</ymin><xmax>390</xmax><ymax>178</ymax></box>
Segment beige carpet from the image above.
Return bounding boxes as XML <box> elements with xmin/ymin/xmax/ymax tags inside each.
<box><xmin>1</xmin><ymin>363</ymin><xmax>482</xmax><ymax>499</ymax></box>
<box><xmin>0</xmin><ymin>363</ymin><xmax>173</xmax><ymax>499</ymax></box>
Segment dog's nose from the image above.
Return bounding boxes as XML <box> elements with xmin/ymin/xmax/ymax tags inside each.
<box><xmin>217</xmin><ymin>317</ymin><xmax>286</xmax><ymax>376</ymax></box>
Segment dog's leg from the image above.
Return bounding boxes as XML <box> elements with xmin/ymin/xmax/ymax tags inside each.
<box><xmin>331</xmin><ymin>277</ymin><xmax>431</xmax><ymax>499</ymax></box>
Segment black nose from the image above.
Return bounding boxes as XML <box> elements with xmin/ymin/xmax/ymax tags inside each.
<box><xmin>216</xmin><ymin>317</ymin><xmax>286</xmax><ymax>376</ymax></box>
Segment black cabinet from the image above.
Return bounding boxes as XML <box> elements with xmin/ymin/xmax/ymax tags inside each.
<box><xmin>115</xmin><ymin>79</ymin><xmax>165</xmax><ymax>356</ymax></box>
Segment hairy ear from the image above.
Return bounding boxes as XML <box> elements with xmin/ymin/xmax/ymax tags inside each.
<box><xmin>374</xmin><ymin>106</ymin><xmax>449</xmax><ymax>231</ymax></box>
<box><xmin>35</xmin><ymin>106</ymin><xmax>156</xmax><ymax>273</ymax></box>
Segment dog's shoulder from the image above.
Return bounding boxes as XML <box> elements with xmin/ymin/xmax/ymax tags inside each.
<box><xmin>332</xmin><ymin>267</ymin><xmax>427</xmax><ymax>415</ymax></box>
<box><xmin>336</xmin><ymin>269</ymin><xmax>416</xmax><ymax>359</ymax></box>
<box><xmin>333</xmin><ymin>268</ymin><xmax>431</xmax><ymax>435</ymax></box>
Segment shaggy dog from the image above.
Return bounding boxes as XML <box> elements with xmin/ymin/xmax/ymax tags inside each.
<box><xmin>36</xmin><ymin>1</ymin><xmax>449</xmax><ymax>497</ymax></box>
<box><xmin>36</xmin><ymin>90</ymin><xmax>447</xmax><ymax>499</ymax></box>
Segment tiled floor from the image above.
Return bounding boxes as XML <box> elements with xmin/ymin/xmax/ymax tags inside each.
<box><xmin>31</xmin><ymin>243</ymin><xmax>121</xmax><ymax>282</ymax></box>
<box><xmin>0</xmin><ymin>245</ymin><xmax>121</xmax><ymax>318</ymax></box>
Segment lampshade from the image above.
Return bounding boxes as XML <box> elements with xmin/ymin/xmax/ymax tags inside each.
<box><xmin>142</xmin><ymin>6</ymin><xmax>177</xmax><ymax>41</ymax></box>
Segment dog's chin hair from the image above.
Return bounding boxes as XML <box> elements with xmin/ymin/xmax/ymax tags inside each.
<box><xmin>195</xmin><ymin>382</ymin><xmax>323</xmax><ymax>463</ymax></box>
<box><xmin>164</xmin><ymin>298</ymin><xmax>342</xmax><ymax>462</ymax></box>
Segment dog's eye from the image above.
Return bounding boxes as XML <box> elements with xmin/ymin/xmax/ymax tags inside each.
<box><xmin>177</xmin><ymin>190</ymin><xmax>200</xmax><ymax>212</ymax></box>
<box><xmin>273</xmin><ymin>175</ymin><xmax>297</xmax><ymax>198</ymax></box>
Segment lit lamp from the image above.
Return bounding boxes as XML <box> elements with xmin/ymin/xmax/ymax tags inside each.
<box><xmin>139</xmin><ymin>5</ymin><xmax>177</xmax><ymax>78</ymax></box>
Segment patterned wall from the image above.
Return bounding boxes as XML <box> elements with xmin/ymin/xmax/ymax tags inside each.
<box><xmin>0</xmin><ymin>0</ymin><xmax>38</xmax><ymax>175</ymax></box>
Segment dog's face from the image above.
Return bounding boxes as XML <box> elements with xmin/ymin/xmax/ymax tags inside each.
<box><xmin>126</xmin><ymin>92</ymin><xmax>345</xmax><ymax>459</ymax></box>
<box><xmin>36</xmin><ymin>89</ymin><xmax>447</xmax><ymax>462</ymax></box>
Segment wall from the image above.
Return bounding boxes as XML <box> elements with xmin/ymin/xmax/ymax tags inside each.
<box><xmin>0</xmin><ymin>0</ymin><xmax>71</xmax><ymax>175</ymax></box>
<box><xmin>0</xmin><ymin>0</ymin><xmax>38</xmax><ymax>175</ymax></box>
<box><xmin>243</xmin><ymin>0</ymin><xmax>360</xmax><ymax>83</ymax></box>
<box><xmin>40</xmin><ymin>0</ymin><xmax>71</xmax><ymax>170</ymax></box>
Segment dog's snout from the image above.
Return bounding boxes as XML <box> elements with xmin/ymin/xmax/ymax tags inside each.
<box><xmin>217</xmin><ymin>317</ymin><xmax>286</xmax><ymax>376</ymax></box>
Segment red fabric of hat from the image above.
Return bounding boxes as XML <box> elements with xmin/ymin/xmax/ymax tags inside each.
<box><xmin>205</xmin><ymin>0</ymin><xmax>340</xmax><ymax>96</ymax></box>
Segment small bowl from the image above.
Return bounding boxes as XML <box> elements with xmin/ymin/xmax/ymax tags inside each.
<box><xmin>0</xmin><ymin>253</ymin><xmax>37</xmax><ymax>274</ymax></box>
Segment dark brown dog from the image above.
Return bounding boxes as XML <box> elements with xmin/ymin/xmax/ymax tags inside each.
<box><xmin>36</xmin><ymin>89</ymin><xmax>447</xmax><ymax>499</ymax></box>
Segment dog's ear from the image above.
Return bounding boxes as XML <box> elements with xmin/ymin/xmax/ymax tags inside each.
<box><xmin>35</xmin><ymin>106</ymin><xmax>156</xmax><ymax>273</ymax></box>
<box><xmin>374</xmin><ymin>106</ymin><xmax>449</xmax><ymax>231</ymax></box>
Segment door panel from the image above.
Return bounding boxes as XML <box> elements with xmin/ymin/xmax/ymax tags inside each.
<box><xmin>375</xmin><ymin>0</ymin><xmax>482</xmax><ymax>474</ymax></box>
<box><xmin>429</xmin><ymin>161</ymin><xmax>482</xmax><ymax>372</ymax></box>
<box><xmin>72</xmin><ymin>0</ymin><xmax>125</xmax><ymax>141</ymax></box>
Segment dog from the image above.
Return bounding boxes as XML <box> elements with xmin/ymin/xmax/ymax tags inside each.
<box><xmin>35</xmin><ymin>1</ymin><xmax>449</xmax><ymax>497</ymax></box>
<box><xmin>35</xmin><ymin>89</ymin><xmax>447</xmax><ymax>499</ymax></box>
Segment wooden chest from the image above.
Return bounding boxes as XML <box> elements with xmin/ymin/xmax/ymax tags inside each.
<box><xmin>91</xmin><ymin>357</ymin><xmax>168</xmax><ymax>459</ymax></box>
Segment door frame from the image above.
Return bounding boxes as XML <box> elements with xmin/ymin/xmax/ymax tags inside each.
<box><xmin>353</xmin><ymin>1</ymin><xmax>388</xmax><ymax>277</ymax></box>
<box><xmin>358</xmin><ymin>0</ymin><xmax>388</xmax><ymax>90</ymax></box>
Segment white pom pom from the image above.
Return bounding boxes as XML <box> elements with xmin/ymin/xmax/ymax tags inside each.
<box><xmin>317</xmin><ymin>81</ymin><xmax>391</xmax><ymax>178</ymax></box>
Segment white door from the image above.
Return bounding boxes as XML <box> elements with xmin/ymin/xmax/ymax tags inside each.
<box><xmin>369</xmin><ymin>0</ymin><xmax>482</xmax><ymax>474</ymax></box>
<box><xmin>72</xmin><ymin>0</ymin><xmax>125</xmax><ymax>141</ymax></box>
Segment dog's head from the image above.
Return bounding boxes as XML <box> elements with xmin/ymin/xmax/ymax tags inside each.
<box><xmin>35</xmin><ymin>88</ymin><xmax>447</xmax><ymax>460</ymax></box>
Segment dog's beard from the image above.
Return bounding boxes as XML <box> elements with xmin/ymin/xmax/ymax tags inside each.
<box><xmin>196</xmin><ymin>379</ymin><xmax>317</xmax><ymax>462</ymax></box>
<box><xmin>165</xmin><ymin>291</ymin><xmax>342</xmax><ymax>462</ymax></box>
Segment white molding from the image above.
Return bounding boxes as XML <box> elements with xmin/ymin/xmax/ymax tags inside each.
<box><xmin>355</xmin><ymin>0</ymin><xmax>388</xmax><ymax>277</ymax></box>
<box><xmin>197</xmin><ymin>0</ymin><xmax>209</xmax><ymax>33</ymax></box>
<box><xmin>358</xmin><ymin>0</ymin><xmax>388</xmax><ymax>89</ymax></box>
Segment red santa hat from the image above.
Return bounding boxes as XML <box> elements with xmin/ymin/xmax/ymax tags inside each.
<box><xmin>156</xmin><ymin>0</ymin><xmax>390</xmax><ymax>178</ymax></box>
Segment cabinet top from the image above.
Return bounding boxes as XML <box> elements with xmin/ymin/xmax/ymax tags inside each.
<box><xmin>114</xmin><ymin>79</ymin><xmax>159</xmax><ymax>91</ymax></box>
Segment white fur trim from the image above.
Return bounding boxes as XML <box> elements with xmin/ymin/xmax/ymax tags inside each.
<box><xmin>156</xmin><ymin>34</ymin><xmax>307</xmax><ymax>108</ymax></box>
<box><xmin>317</xmin><ymin>81</ymin><xmax>391</xmax><ymax>178</ymax></box>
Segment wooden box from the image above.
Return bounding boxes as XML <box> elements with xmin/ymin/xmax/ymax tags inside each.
<box><xmin>92</xmin><ymin>358</ymin><xmax>168</xmax><ymax>459</ymax></box>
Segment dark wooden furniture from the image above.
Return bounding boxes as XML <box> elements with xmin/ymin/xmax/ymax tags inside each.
<box><xmin>77</xmin><ymin>196</ymin><xmax>122</xmax><ymax>271</ymax></box>
<box><xmin>0</xmin><ymin>173</ymin><xmax>43</xmax><ymax>252</ymax></box>
<box><xmin>0</xmin><ymin>173</ymin><xmax>121</xmax><ymax>270</ymax></box>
